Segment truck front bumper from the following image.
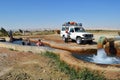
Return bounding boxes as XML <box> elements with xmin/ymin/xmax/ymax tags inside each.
<box><xmin>81</xmin><ymin>37</ymin><xmax>94</xmax><ymax>41</ymax></box>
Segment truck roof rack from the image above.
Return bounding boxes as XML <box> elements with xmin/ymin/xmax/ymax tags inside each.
<box><xmin>62</xmin><ymin>22</ymin><xmax>82</xmax><ymax>26</ymax></box>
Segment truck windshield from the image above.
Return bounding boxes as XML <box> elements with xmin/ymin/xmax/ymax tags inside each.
<box><xmin>74</xmin><ymin>27</ymin><xmax>85</xmax><ymax>32</ymax></box>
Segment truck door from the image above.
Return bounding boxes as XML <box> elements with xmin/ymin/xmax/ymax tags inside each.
<box><xmin>69</xmin><ymin>28</ymin><xmax>76</xmax><ymax>40</ymax></box>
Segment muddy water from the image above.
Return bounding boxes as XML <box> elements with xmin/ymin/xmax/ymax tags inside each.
<box><xmin>10</xmin><ymin>40</ymin><xmax>55</xmax><ymax>51</ymax></box>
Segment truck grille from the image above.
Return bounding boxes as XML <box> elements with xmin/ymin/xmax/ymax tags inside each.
<box><xmin>84</xmin><ymin>34</ymin><xmax>93</xmax><ymax>38</ymax></box>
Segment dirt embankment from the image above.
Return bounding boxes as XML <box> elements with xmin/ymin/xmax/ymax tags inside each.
<box><xmin>0</xmin><ymin>47</ymin><xmax>70</xmax><ymax>80</ymax></box>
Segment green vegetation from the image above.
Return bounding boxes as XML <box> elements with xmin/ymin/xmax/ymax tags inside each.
<box><xmin>118</xmin><ymin>32</ymin><xmax>120</xmax><ymax>36</ymax></box>
<box><xmin>86</xmin><ymin>29</ymin><xmax>120</xmax><ymax>33</ymax></box>
<box><xmin>42</xmin><ymin>51</ymin><xmax>106</xmax><ymax>80</ymax></box>
<box><xmin>34</xmin><ymin>30</ymin><xmax>55</xmax><ymax>35</ymax></box>
<box><xmin>13</xmin><ymin>30</ymin><xmax>55</xmax><ymax>36</ymax></box>
<box><xmin>9</xmin><ymin>48</ymin><xmax>18</xmax><ymax>51</ymax></box>
<box><xmin>13</xmin><ymin>32</ymin><xmax>22</xmax><ymax>36</ymax></box>
<box><xmin>78</xmin><ymin>68</ymin><xmax>106</xmax><ymax>80</ymax></box>
<box><xmin>28</xmin><ymin>51</ymin><xmax>33</xmax><ymax>53</ymax></box>
<box><xmin>0</xmin><ymin>28</ymin><xmax>55</xmax><ymax>37</ymax></box>
<box><xmin>0</xmin><ymin>27</ymin><xmax>9</xmax><ymax>37</ymax></box>
<box><xmin>9</xmin><ymin>48</ymin><xmax>14</xmax><ymax>51</ymax></box>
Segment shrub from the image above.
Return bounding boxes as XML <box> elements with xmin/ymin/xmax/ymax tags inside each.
<box><xmin>78</xmin><ymin>68</ymin><xmax>106</xmax><ymax>80</ymax></box>
<box><xmin>118</xmin><ymin>32</ymin><xmax>120</xmax><ymax>36</ymax></box>
<box><xmin>42</xmin><ymin>51</ymin><xmax>106</xmax><ymax>80</ymax></box>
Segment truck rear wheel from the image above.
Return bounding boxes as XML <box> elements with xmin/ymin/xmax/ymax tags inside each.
<box><xmin>88</xmin><ymin>40</ymin><xmax>93</xmax><ymax>44</ymax></box>
<box><xmin>62</xmin><ymin>36</ymin><xmax>68</xmax><ymax>43</ymax></box>
<box><xmin>76</xmin><ymin>37</ymin><xmax>82</xmax><ymax>44</ymax></box>
<box><xmin>62</xmin><ymin>36</ymin><xmax>65</xmax><ymax>41</ymax></box>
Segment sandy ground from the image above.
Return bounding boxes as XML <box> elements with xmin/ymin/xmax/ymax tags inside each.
<box><xmin>0</xmin><ymin>47</ymin><xmax>70</xmax><ymax>80</ymax></box>
<box><xmin>0</xmin><ymin>31</ymin><xmax>119</xmax><ymax>80</ymax></box>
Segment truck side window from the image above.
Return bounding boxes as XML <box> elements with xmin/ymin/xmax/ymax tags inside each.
<box><xmin>70</xmin><ymin>28</ymin><xmax>74</xmax><ymax>32</ymax></box>
<box><xmin>62</xmin><ymin>27</ymin><xmax>65</xmax><ymax>31</ymax></box>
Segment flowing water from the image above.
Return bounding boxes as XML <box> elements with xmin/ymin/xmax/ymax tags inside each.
<box><xmin>9</xmin><ymin>40</ymin><xmax>54</xmax><ymax>50</ymax></box>
<box><xmin>7</xmin><ymin>40</ymin><xmax>120</xmax><ymax>64</ymax></box>
<box><xmin>72</xmin><ymin>49</ymin><xmax>120</xmax><ymax>64</ymax></box>
<box><xmin>92</xmin><ymin>49</ymin><xmax>120</xmax><ymax>64</ymax></box>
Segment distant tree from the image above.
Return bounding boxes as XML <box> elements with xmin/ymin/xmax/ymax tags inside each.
<box><xmin>118</xmin><ymin>32</ymin><xmax>120</xmax><ymax>36</ymax></box>
<box><xmin>0</xmin><ymin>27</ymin><xmax>9</xmax><ymax>36</ymax></box>
<box><xmin>19</xmin><ymin>29</ymin><xmax>23</xmax><ymax>33</ymax></box>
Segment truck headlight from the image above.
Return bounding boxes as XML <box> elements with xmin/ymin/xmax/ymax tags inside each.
<box><xmin>82</xmin><ymin>34</ymin><xmax>86</xmax><ymax>37</ymax></box>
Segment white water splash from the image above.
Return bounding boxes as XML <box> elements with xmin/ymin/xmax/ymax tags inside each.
<box><xmin>92</xmin><ymin>49</ymin><xmax>120</xmax><ymax>64</ymax></box>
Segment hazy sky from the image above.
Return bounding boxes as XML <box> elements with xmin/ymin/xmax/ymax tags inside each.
<box><xmin>0</xmin><ymin>0</ymin><xmax>120</xmax><ymax>30</ymax></box>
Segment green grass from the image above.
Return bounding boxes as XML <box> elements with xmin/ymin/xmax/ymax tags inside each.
<box><xmin>78</xmin><ymin>68</ymin><xmax>106</xmax><ymax>80</ymax></box>
<box><xmin>42</xmin><ymin>51</ymin><xmax>106</xmax><ymax>80</ymax></box>
<box><xmin>28</xmin><ymin>51</ymin><xmax>33</xmax><ymax>53</ymax></box>
<box><xmin>9</xmin><ymin>48</ymin><xmax>14</xmax><ymax>51</ymax></box>
<box><xmin>9</xmin><ymin>48</ymin><xmax>18</xmax><ymax>51</ymax></box>
<box><xmin>86</xmin><ymin>30</ymin><xmax>120</xmax><ymax>35</ymax></box>
<box><xmin>35</xmin><ymin>30</ymin><xmax>55</xmax><ymax>35</ymax></box>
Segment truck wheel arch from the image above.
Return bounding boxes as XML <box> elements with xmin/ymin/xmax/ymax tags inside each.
<box><xmin>76</xmin><ymin>36</ymin><xmax>82</xmax><ymax>44</ymax></box>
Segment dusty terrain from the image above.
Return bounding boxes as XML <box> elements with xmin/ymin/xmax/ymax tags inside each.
<box><xmin>0</xmin><ymin>47</ymin><xmax>70</xmax><ymax>80</ymax></box>
<box><xmin>0</xmin><ymin>30</ymin><xmax>119</xmax><ymax>80</ymax></box>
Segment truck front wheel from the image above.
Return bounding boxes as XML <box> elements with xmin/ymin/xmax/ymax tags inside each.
<box><xmin>76</xmin><ymin>37</ymin><xmax>82</xmax><ymax>44</ymax></box>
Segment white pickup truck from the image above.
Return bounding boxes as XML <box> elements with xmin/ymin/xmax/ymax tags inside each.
<box><xmin>60</xmin><ymin>22</ymin><xmax>94</xmax><ymax>44</ymax></box>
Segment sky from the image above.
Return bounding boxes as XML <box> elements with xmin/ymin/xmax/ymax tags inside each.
<box><xmin>0</xmin><ymin>0</ymin><xmax>120</xmax><ymax>30</ymax></box>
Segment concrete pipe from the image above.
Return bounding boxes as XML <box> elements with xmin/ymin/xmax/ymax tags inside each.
<box><xmin>97</xmin><ymin>36</ymin><xmax>108</xmax><ymax>49</ymax></box>
<box><xmin>105</xmin><ymin>41</ymin><xmax>120</xmax><ymax>57</ymax></box>
<box><xmin>98</xmin><ymin>36</ymin><xmax>120</xmax><ymax>57</ymax></box>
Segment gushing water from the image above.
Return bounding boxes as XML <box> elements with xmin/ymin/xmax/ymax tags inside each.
<box><xmin>72</xmin><ymin>49</ymin><xmax>120</xmax><ymax>64</ymax></box>
<box><xmin>92</xmin><ymin>49</ymin><xmax>120</xmax><ymax>64</ymax></box>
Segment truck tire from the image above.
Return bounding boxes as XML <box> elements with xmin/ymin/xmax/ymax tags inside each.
<box><xmin>65</xmin><ymin>38</ymin><xmax>68</xmax><ymax>43</ymax></box>
<box><xmin>76</xmin><ymin>37</ymin><xmax>82</xmax><ymax>44</ymax></box>
<box><xmin>88</xmin><ymin>40</ymin><xmax>93</xmax><ymax>44</ymax></box>
<box><xmin>62</xmin><ymin>36</ymin><xmax>65</xmax><ymax>41</ymax></box>
<box><xmin>62</xmin><ymin>36</ymin><xmax>68</xmax><ymax>43</ymax></box>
